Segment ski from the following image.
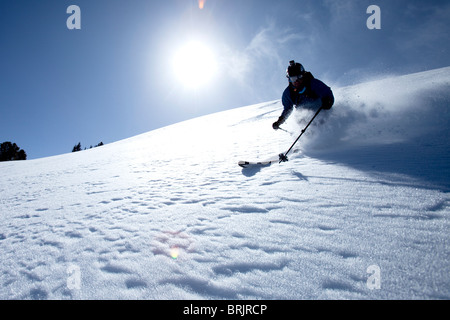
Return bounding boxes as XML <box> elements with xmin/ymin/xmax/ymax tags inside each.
<box><xmin>238</xmin><ymin>159</ymin><xmax>278</xmax><ymax>168</ymax></box>
<box><xmin>238</xmin><ymin>150</ymin><xmax>306</xmax><ymax>168</ymax></box>
<box><xmin>238</xmin><ymin>153</ymin><xmax>288</xmax><ymax>168</ymax></box>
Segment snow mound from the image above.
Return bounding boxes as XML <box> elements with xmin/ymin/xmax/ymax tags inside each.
<box><xmin>292</xmin><ymin>67</ymin><xmax>450</xmax><ymax>189</ymax></box>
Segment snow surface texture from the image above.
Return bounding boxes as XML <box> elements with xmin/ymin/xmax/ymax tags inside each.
<box><xmin>1</xmin><ymin>67</ymin><xmax>449</xmax><ymax>300</ymax></box>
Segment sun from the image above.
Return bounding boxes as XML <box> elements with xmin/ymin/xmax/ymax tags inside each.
<box><xmin>172</xmin><ymin>41</ymin><xmax>217</xmax><ymax>89</ymax></box>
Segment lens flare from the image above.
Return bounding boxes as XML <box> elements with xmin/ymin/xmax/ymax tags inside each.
<box><xmin>198</xmin><ymin>0</ymin><xmax>206</xmax><ymax>9</ymax></box>
<box><xmin>170</xmin><ymin>246</ymin><xmax>180</xmax><ymax>259</ymax></box>
<box><xmin>152</xmin><ymin>231</ymin><xmax>195</xmax><ymax>260</ymax></box>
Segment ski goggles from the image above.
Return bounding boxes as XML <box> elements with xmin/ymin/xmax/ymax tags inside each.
<box><xmin>289</xmin><ymin>75</ymin><xmax>303</xmax><ymax>83</ymax></box>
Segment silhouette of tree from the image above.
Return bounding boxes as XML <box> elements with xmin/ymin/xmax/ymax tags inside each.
<box><xmin>72</xmin><ymin>142</ymin><xmax>82</xmax><ymax>152</ymax></box>
<box><xmin>0</xmin><ymin>142</ymin><xmax>27</xmax><ymax>161</ymax></box>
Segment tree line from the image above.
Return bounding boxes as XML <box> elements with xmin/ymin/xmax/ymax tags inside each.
<box><xmin>72</xmin><ymin>141</ymin><xmax>104</xmax><ymax>152</ymax></box>
<box><xmin>0</xmin><ymin>141</ymin><xmax>105</xmax><ymax>162</ymax></box>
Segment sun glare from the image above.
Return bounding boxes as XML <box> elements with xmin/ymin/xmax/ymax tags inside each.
<box><xmin>172</xmin><ymin>41</ymin><xmax>217</xmax><ymax>89</ymax></box>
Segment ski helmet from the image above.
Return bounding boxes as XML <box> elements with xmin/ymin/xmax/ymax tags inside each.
<box><xmin>286</xmin><ymin>60</ymin><xmax>305</xmax><ymax>81</ymax></box>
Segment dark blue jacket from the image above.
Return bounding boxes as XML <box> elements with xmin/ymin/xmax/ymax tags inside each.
<box><xmin>280</xmin><ymin>72</ymin><xmax>334</xmax><ymax>120</ymax></box>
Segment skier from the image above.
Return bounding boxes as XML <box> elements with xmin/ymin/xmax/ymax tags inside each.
<box><xmin>272</xmin><ymin>60</ymin><xmax>334</xmax><ymax>130</ymax></box>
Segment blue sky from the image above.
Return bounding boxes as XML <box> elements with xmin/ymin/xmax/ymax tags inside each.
<box><xmin>1</xmin><ymin>0</ymin><xmax>449</xmax><ymax>159</ymax></box>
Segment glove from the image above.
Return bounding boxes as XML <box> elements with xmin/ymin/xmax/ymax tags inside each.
<box><xmin>272</xmin><ymin>116</ymin><xmax>285</xmax><ymax>130</ymax></box>
<box><xmin>321</xmin><ymin>96</ymin><xmax>334</xmax><ymax>110</ymax></box>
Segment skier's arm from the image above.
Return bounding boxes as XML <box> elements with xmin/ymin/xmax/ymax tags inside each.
<box><xmin>311</xmin><ymin>79</ymin><xmax>334</xmax><ymax>110</ymax></box>
<box><xmin>281</xmin><ymin>87</ymin><xmax>294</xmax><ymax>119</ymax></box>
<box><xmin>273</xmin><ymin>87</ymin><xmax>293</xmax><ymax>129</ymax></box>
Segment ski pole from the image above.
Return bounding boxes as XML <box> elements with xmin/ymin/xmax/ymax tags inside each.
<box><xmin>279</xmin><ymin>107</ymin><xmax>323</xmax><ymax>163</ymax></box>
<box><xmin>277</xmin><ymin>127</ymin><xmax>290</xmax><ymax>133</ymax></box>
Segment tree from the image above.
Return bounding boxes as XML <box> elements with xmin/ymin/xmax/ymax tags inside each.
<box><xmin>0</xmin><ymin>142</ymin><xmax>27</xmax><ymax>161</ymax></box>
<box><xmin>72</xmin><ymin>142</ymin><xmax>82</xmax><ymax>152</ymax></box>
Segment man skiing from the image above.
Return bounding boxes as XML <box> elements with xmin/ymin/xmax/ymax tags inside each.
<box><xmin>272</xmin><ymin>60</ymin><xmax>334</xmax><ymax>130</ymax></box>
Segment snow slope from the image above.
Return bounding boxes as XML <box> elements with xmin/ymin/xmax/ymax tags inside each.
<box><xmin>0</xmin><ymin>67</ymin><xmax>449</xmax><ymax>300</ymax></box>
